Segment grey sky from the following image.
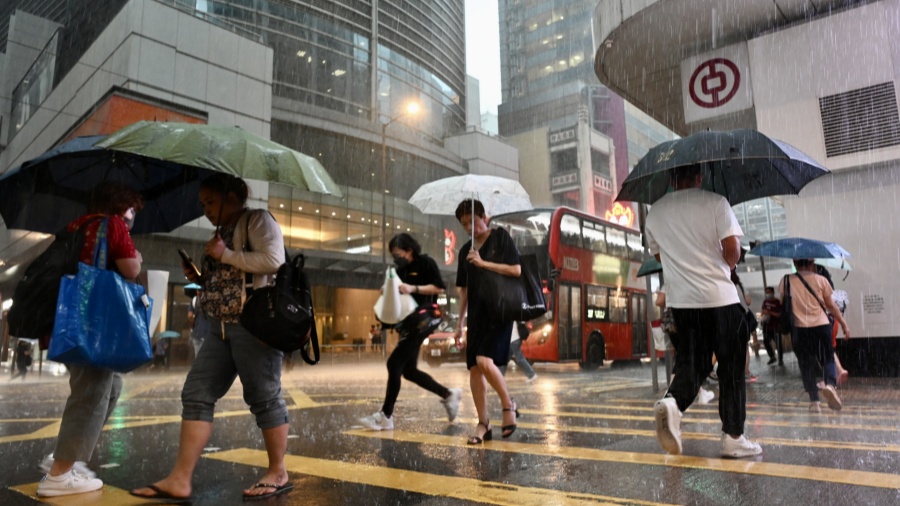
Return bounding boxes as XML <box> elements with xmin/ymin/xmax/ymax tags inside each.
<box><xmin>465</xmin><ymin>0</ymin><xmax>501</xmax><ymax>115</ymax></box>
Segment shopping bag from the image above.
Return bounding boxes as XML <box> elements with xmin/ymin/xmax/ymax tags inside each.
<box><xmin>373</xmin><ymin>267</ymin><xmax>417</xmax><ymax>324</ymax></box>
<box><xmin>482</xmin><ymin>254</ymin><xmax>547</xmax><ymax>322</ymax></box>
<box><xmin>48</xmin><ymin>220</ymin><xmax>152</xmax><ymax>372</ymax></box>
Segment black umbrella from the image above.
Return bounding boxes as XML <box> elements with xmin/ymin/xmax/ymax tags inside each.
<box><xmin>615</xmin><ymin>129</ymin><xmax>830</xmax><ymax>205</ymax></box>
<box><xmin>0</xmin><ymin>136</ymin><xmax>212</xmax><ymax>234</ymax></box>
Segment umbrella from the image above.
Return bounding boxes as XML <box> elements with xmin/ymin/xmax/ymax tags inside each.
<box><xmin>615</xmin><ymin>129</ymin><xmax>829</xmax><ymax>205</ymax></box>
<box><xmin>0</xmin><ymin>122</ymin><xmax>341</xmax><ymax>234</ymax></box>
<box><xmin>747</xmin><ymin>237</ymin><xmax>851</xmax><ymax>260</ymax></box>
<box><xmin>815</xmin><ymin>258</ymin><xmax>852</xmax><ymax>271</ymax></box>
<box><xmin>637</xmin><ymin>257</ymin><xmax>663</xmax><ymax>277</ymax></box>
<box><xmin>408</xmin><ymin>174</ymin><xmax>533</xmax><ymax>217</ymax></box>
<box><xmin>96</xmin><ymin>121</ymin><xmax>342</xmax><ymax>197</ymax></box>
<box><xmin>155</xmin><ymin>330</ymin><xmax>181</xmax><ymax>339</ymax></box>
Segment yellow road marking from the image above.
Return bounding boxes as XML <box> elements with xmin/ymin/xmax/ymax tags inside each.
<box><xmin>118</xmin><ymin>378</ymin><xmax>171</xmax><ymax>402</ymax></box>
<box><xmin>346</xmin><ymin>429</ymin><xmax>900</xmax><ymax>490</ymax></box>
<box><xmin>205</xmin><ymin>448</ymin><xmax>677</xmax><ymax>506</ymax></box>
<box><xmin>522</xmin><ymin>408</ymin><xmax>900</xmax><ymax>432</ymax></box>
<box><xmin>286</xmin><ymin>388</ymin><xmax>319</xmax><ymax>408</ymax></box>
<box><xmin>561</xmin><ymin>403</ymin><xmax>900</xmax><ymax>422</ymax></box>
<box><xmin>451</xmin><ymin>417</ymin><xmax>900</xmax><ymax>453</ymax></box>
<box><xmin>607</xmin><ymin>397</ymin><xmax>900</xmax><ymax>413</ymax></box>
<box><xmin>10</xmin><ymin>482</ymin><xmax>157</xmax><ymax>505</ymax></box>
<box><xmin>580</xmin><ymin>382</ymin><xmax>654</xmax><ymax>393</ymax></box>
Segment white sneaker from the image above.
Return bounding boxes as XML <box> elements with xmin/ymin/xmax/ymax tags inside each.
<box><xmin>721</xmin><ymin>434</ymin><xmax>763</xmax><ymax>458</ymax></box>
<box><xmin>525</xmin><ymin>374</ymin><xmax>539</xmax><ymax>384</ymax></box>
<box><xmin>37</xmin><ymin>453</ymin><xmax>96</xmax><ymax>479</ymax></box>
<box><xmin>359</xmin><ymin>411</ymin><xmax>394</xmax><ymax>431</ymax></box>
<box><xmin>37</xmin><ymin>469</ymin><xmax>103</xmax><ymax>497</ymax></box>
<box><xmin>695</xmin><ymin>387</ymin><xmax>715</xmax><ymax>405</ymax></box>
<box><xmin>819</xmin><ymin>384</ymin><xmax>843</xmax><ymax>411</ymax></box>
<box><xmin>654</xmin><ymin>397</ymin><xmax>683</xmax><ymax>455</ymax></box>
<box><xmin>441</xmin><ymin>388</ymin><xmax>463</xmax><ymax>422</ymax></box>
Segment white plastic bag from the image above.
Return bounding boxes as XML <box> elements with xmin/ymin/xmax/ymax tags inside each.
<box><xmin>373</xmin><ymin>267</ymin><xmax>417</xmax><ymax>324</ymax></box>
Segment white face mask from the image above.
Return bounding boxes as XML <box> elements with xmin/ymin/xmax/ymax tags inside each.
<box><xmin>123</xmin><ymin>208</ymin><xmax>136</xmax><ymax>229</ymax></box>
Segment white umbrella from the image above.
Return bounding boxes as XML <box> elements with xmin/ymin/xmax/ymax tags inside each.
<box><xmin>408</xmin><ymin>174</ymin><xmax>533</xmax><ymax>216</ymax></box>
<box><xmin>814</xmin><ymin>258</ymin><xmax>852</xmax><ymax>271</ymax></box>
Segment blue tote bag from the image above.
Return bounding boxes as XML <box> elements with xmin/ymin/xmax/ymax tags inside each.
<box><xmin>48</xmin><ymin>219</ymin><xmax>153</xmax><ymax>372</ymax></box>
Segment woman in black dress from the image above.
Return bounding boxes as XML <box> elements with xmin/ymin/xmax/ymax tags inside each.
<box><xmin>454</xmin><ymin>200</ymin><xmax>521</xmax><ymax>444</ymax></box>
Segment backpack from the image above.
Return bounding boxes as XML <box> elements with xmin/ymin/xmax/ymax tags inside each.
<box><xmin>7</xmin><ymin>218</ymin><xmax>98</xmax><ymax>338</ymax></box>
<box><xmin>240</xmin><ymin>252</ymin><xmax>320</xmax><ymax>364</ymax></box>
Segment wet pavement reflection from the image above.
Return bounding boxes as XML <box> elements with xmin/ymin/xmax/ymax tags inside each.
<box><xmin>2</xmin><ymin>354</ymin><xmax>899</xmax><ymax>505</ymax></box>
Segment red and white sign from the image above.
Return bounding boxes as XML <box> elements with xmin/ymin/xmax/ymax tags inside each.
<box><xmin>681</xmin><ymin>44</ymin><xmax>753</xmax><ymax>123</ymax></box>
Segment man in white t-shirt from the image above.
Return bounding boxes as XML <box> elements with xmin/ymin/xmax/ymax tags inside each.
<box><xmin>645</xmin><ymin>165</ymin><xmax>762</xmax><ymax>459</ymax></box>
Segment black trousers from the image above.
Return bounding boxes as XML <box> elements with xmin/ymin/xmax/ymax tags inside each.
<box><xmin>793</xmin><ymin>325</ymin><xmax>836</xmax><ymax>401</ymax></box>
<box><xmin>762</xmin><ymin>327</ymin><xmax>783</xmax><ymax>363</ymax></box>
<box><xmin>381</xmin><ymin>319</ymin><xmax>449</xmax><ymax>418</ymax></box>
<box><xmin>669</xmin><ymin>304</ymin><xmax>749</xmax><ymax>436</ymax></box>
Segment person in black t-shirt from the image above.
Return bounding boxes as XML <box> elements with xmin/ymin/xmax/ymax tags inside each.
<box><xmin>359</xmin><ymin>233</ymin><xmax>463</xmax><ymax>431</ymax></box>
<box><xmin>454</xmin><ymin>200</ymin><xmax>521</xmax><ymax>444</ymax></box>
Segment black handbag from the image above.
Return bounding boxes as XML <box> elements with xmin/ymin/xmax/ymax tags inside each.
<box><xmin>482</xmin><ymin>253</ymin><xmax>547</xmax><ymax>322</ymax></box>
<box><xmin>778</xmin><ymin>275</ymin><xmax>794</xmax><ymax>334</ymax></box>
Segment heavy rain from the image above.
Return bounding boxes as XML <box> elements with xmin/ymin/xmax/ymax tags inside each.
<box><xmin>1</xmin><ymin>0</ymin><xmax>899</xmax><ymax>505</ymax></box>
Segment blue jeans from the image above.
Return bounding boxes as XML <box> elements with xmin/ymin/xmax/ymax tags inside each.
<box><xmin>181</xmin><ymin>319</ymin><xmax>288</xmax><ymax>429</ymax></box>
<box><xmin>509</xmin><ymin>339</ymin><xmax>536</xmax><ymax>379</ymax></box>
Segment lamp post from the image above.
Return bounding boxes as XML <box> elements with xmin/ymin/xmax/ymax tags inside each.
<box><xmin>380</xmin><ymin>101</ymin><xmax>420</xmax><ymax>268</ymax></box>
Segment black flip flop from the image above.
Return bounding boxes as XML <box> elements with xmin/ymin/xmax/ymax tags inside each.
<box><xmin>243</xmin><ymin>482</ymin><xmax>294</xmax><ymax>501</ymax></box>
<box><xmin>129</xmin><ymin>484</ymin><xmax>192</xmax><ymax>504</ymax></box>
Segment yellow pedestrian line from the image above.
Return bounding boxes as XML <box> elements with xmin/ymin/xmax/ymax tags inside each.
<box><xmin>560</xmin><ymin>403</ymin><xmax>900</xmax><ymax>422</ymax></box>
<box><xmin>286</xmin><ymin>388</ymin><xmax>319</xmax><ymax>408</ymax></box>
<box><xmin>522</xmin><ymin>408</ymin><xmax>900</xmax><ymax>432</ymax></box>
<box><xmin>346</xmin><ymin>429</ymin><xmax>900</xmax><ymax>490</ymax></box>
<box><xmin>581</xmin><ymin>382</ymin><xmax>654</xmax><ymax>393</ymax></box>
<box><xmin>9</xmin><ymin>482</ymin><xmax>157</xmax><ymax>505</ymax></box>
<box><xmin>205</xmin><ymin>448</ymin><xmax>677</xmax><ymax>506</ymax></box>
<box><xmin>451</xmin><ymin>417</ymin><xmax>900</xmax><ymax>454</ymax></box>
<box><xmin>118</xmin><ymin>378</ymin><xmax>173</xmax><ymax>402</ymax></box>
<box><xmin>607</xmin><ymin>397</ymin><xmax>900</xmax><ymax>414</ymax></box>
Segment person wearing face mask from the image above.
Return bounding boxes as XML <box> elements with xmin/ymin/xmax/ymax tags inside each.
<box><xmin>359</xmin><ymin>233</ymin><xmax>463</xmax><ymax>431</ymax></box>
<box><xmin>760</xmin><ymin>287</ymin><xmax>784</xmax><ymax>366</ymax></box>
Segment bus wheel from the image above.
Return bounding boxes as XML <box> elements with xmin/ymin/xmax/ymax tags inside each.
<box><xmin>579</xmin><ymin>334</ymin><xmax>605</xmax><ymax>370</ymax></box>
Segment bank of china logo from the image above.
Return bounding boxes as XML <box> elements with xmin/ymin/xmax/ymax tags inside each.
<box><xmin>689</xmin><ymin>58</ymin><xmax>741</xmax><ymax>109</ymax></box>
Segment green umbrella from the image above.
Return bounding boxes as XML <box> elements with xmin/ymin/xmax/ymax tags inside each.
<box><xmin>96</xmin><ymin>121</ymin><xmax>342</xmax><ymax>197</ymax></box>
<box><xmin>637</xmin><ymin>258</ymin><xmax>663</xmax><ymax>277</ymax></box>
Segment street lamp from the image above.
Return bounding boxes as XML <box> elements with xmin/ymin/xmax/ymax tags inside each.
<box><xmin>380</xmin><ymin>101</ymin><xmax>421</xmax><ymax>268</ymax></box>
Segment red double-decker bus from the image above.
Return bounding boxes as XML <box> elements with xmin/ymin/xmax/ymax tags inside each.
<box><xmin>491</xmin><ymin>206</ymin><xmax>649</xmax><ymax>370</ymax></box>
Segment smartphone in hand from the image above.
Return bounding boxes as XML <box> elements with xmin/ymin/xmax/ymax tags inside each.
<box><xmin>178</xmin><ymin>249</ymin><xmax>202</xmax><ymax>280</ymax></box>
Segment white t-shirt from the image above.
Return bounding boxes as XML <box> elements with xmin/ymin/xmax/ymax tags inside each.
<box><xmin>646</xmin><ymin>189</ymin><xmax>743</xmax><ymax>308</ymax></box>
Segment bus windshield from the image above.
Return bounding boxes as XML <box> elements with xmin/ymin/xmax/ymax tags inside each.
<box><xmin>491</xmin><ymin>210</ymin><xmax>551</xmax><ymax>250</ymax></box>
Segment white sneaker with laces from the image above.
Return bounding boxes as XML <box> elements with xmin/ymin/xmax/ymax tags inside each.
<box><xmin>37</xmin><ymin>469</ymin><xmax>103</xmax><ymax>497</ymax></box>
<box><xmin>359</xmin><ymin>411</ymin><xmax>394</xmax><ymax>431</ymax></box>
<box><xmin>37</xmin><ymin>453</ymin><xmax>96</xmax><ymax>479</ymax></box>
<box><xmin>441</xmin><ymin>388</ymin><xmax>463</xmax><ymax>421</ymax></box>
<box><xmin>695</xmin><ymin>387</ymin><xmax>715</xmax><ymax>405</ymax></box>
<box><xmin>818</xmin><ymin>384</ymin><xmax>843</xmax><ymax>411</ymax></box>
<box><xmin>721</xmin><ymin>434</ymin><xmax>763</xmax><ymax>458</ymax></box>
<box><xmin>525</xmin><ymin>374</ymin><xmax>539</xmax><ymax>384</ymax></box>
<box><xmin>654</xmin><ymin>397</ymin><xmax>683</xmax><ymax>455</ymax></box>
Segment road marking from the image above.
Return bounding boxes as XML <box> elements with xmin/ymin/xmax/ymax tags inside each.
<box><xmin>10</xmin><ymin>482</ymin><xmax>157</xmax><ymax>505</ymax></box>
<box><xmin>345</xmin><ymin>429</ymin><xmax>900</xmax><ymax>490</ymax></box>
<box><xmin>205</xmin><ymin>448</ymin><xmax>677</xmax><ymax>506</ymax></box>
<box><xmin>561</xmin><ymin>403</ymin><xmax>900</xmax><ymax>422</ymax></box>
<box><xmin>580</xmin><ymin>382</ymin><xmax>654</xmax><ymax>393</ymax></box>
<box><xmin>118</xmin><ymin>378</ymin><xmax>171</xmax><ymax>402</ymax></box>
<box><xmin>520</xmin><ymin>408</ymin><xmax>900</xmax><ymax>432</ymax></box>
<box><xmin>450</xmin><ymin>417</ymin><xmax>900</xmax><ymax>453</ymax></box>
<box><xmin>607</xmin><ymin>397</ymin><xmax>900</xmax><ymax>414</ymax></box>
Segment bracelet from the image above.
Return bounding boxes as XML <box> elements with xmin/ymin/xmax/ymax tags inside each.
<box><xmin>414</xmin><ymin>285</ymin><xmax>419</xmax><ymax>293</ymax></box>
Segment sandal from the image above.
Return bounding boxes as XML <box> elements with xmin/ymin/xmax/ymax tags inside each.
<box><xmin>501</xmin><ymin>398</ymin><xmax>519</xmax><ymax>438</ymax></box>
<box><xmin>466</xmin><ymin>421</ymin><xmax>493</xmax><ymax>445</ymax></box>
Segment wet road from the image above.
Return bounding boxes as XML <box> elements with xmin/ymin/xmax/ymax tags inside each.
<box><xmin>2</xmin><ymin>354</ymin><xmax>899</xmax><ymax>505</ymax></box>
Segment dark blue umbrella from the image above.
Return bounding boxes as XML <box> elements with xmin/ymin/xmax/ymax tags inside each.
<box><xmin>747</xmin><ymin>237</ymin><xmax>851</xmax><ymax>259</ymax></box>
<box><xmin>0</xmin><ymin>136</ymin><xmax>212</xmax><ymax>234</ymax></box>
<box><xmin>637</xmin><ymin>258</ymin><xmax>663</xmax><ymax>277</ymax></box>
<box><xmin>616</xmin><ymin>129</ymin><xmax>830</xmax><ymax>205</ymax></box>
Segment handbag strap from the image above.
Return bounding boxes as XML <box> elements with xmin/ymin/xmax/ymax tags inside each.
<box><xmin>91</xmin><ymin>218</ymin><xmax>110</xmax><ymax>269</ymax></box>
<box><xmin>794</xmin><ymin>273</ymin><xmax>829</xmax><ymax>314</ymax></box>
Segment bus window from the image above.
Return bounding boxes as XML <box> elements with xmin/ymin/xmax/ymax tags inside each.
<box><xmin>606</xmin><ymin>228</ymin><xmax>627</xmax><ymax>258</ymax></box>
<box><xmin>610</xmin><ymin>289</ymin><xmax>629</xmax><ymax>323</ymax></box>
<box><xmin>586</xmin><ymin>285</ymin><xmax>609</xmax><ymax>320</ymax></box>
<box><xmin>583</xmin><ymin>222</ymin><xmax>607</xmax><ymax>253</ymax></box>
<box><xmin>626</xmin><ymin>233</ymin><xmax>644</xmax><ymax>261</ymax></box>
<box><xmin>560</xmin><ymin>214</ymin><xmax>582</xmax><ymax>247</ymax></box>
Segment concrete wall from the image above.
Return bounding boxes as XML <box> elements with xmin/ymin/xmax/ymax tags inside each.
<box><xmin>443</xmin><ymin>130</ymin><xmax>519</xmax><ymax>180</ymax></box>
<box><xmin>507</xmin><ymin>126</ymin><xmax>552</xmax><ymax>207</ymax></box>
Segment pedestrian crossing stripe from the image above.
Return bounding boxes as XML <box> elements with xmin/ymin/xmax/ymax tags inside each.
<box><xmin>204</xmin><ymin>448</ymin><xmax>678</xmax><ymax>506</ymax></box>
<box><xmin>560</xmin><ymin>403</ymin><xmax>900</xmax><ymax>422</ymax></box>
<box><xmin>344</xmin><ymin>429</ymin><xmax>900</xmax><ymax>490</ymax></box>
<box><xmin>9</xmin><ymin>482</ymin><xmax>157</xmax><ymax>505</ymax></box>
<box><xmin>448</xmin><ymin>417</ymin><xmax>900</xmax><ymax>454</ymax></box>
<box><xmin>606</xmin><ymin>398</ymin><xmax>900</xmax><ymax>414</ymax></box>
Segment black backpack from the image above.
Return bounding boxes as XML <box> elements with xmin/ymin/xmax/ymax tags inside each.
<box><xmin>240</xmin><ymin>252</ymin><xmax>320</xmax><ymax>364</ymax></box>
<box><xmin>7</xmin><ymin>218</ymin><xmax>98</xmax><ymax>338</ymax></box>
